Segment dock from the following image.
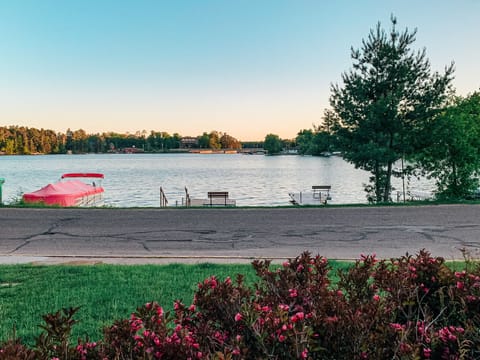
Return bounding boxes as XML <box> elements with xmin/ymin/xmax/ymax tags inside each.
<box><xmin>160</xmin><ymin>187</ymin><xmax>236</xmax><ymax>207</ymax></box>
<box><xmin>289</xmin><ymin>185</ymin><xmax>332</xmax><ymax>206</ymax></box>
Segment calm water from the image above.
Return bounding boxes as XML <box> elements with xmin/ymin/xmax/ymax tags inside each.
<box><xmin>0</xmin><ymin>154</ymin><xmax>433</xmax><ymax>207</ymax></box>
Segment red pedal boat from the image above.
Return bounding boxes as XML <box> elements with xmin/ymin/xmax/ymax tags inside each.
<box><xmin>23</xmin><ymin>173</ymin><xmax>104</xmax><ymax>207</ymax></box>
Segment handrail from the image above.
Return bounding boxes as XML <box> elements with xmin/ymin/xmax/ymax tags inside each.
<box><xmin>160</xmin><ymin>187</ymin><xmax>168</xmax><ymax>207</ymax></box>
<box><xmin>185</xmin><ymin>187</ymin><xmax>191</xmax><ymax>207</ymax></box>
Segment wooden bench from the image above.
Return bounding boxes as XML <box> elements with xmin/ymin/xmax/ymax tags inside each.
<box><xmin>207</xmin><ymin>191</ymin><xmax>229</xmax><ymax>206</ymax></box>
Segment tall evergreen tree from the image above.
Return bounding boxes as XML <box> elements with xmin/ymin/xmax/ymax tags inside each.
<box><xmin>330</xmin><ymin>16</ymin><xmax>454</xmax><ymax>202</ymax></box>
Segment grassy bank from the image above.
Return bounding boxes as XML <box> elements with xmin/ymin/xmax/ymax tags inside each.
<box><xmin>0</xmin><ymin>262</ymin><xmax>352</xmax><ymax>345</ymax></box>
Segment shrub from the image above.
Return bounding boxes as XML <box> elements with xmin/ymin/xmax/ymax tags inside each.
<box><xmin>2</xmin><ymin>249</ymin><xmax>480</xmax><ymax>359</ymax></box>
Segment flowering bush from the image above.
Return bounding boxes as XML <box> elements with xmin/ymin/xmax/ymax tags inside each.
<box><xmin>2</xmin><ymin>249</ymin><xmax>480</xmax><ymax>359</ymax></box>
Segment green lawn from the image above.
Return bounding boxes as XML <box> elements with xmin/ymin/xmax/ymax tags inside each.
<box><xmin>0</xmin><ymin>263</ymin><xmax>262</xmax><ymax>344</ymax></box>
<box><xmin>0</xmin><ymin>261</ymin><xmax>355</xmax><ymax>345</ymax></box>
<box><xmin>7</xmin><ymin>259</ymin><xmax>465</xmax><ymax>346</ymax></box>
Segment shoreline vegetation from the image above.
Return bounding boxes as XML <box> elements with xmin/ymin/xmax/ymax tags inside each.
<box><xmin>0</xmin><ymin>126</ymin><xmax>266</xmax><ymax>156</ymax></box>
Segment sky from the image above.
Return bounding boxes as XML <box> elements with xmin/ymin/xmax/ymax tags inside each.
<box><xmin>1</xmin><ymin>0</ymin><xmax>479</xmax><ymax>141</ymax></box>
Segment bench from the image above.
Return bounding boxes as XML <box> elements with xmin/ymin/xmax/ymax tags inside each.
<box><xmin>206</xmin><ymin>191</ymin><xmax>236</xmax><ymax>206</ymax></box>
<box><xmin>311</xmin><ymin>185</ymin><xmax>332</xmax><ymax>202</ymax></box>
<box><xmin>207</xmin><ymin>191</ymin><xmax>229</xmax><ymax>206</ymax></box>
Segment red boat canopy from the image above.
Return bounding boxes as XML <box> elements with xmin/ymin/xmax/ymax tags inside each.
<box><xmin>23</xmin><ymin>180</ymin><xmax>104</xmax><ymax>207</ymax></box>
<box><xmin>61</xmin><ymin>173</ymin><xmax>104</xmax><ymax>179</ymax></box>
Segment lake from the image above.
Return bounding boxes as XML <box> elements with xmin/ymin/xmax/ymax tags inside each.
<box><xmin>0</xmin><ymin>153</ymin><xmax>433</xmax><ymax>207</ymax></box>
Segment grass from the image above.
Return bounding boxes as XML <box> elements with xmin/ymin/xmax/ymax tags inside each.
<box><xmin>0</xmin><ymin>261</ymin><xmax>353</xmax><ymax>345</ymax></box>
<box><xmin>0</xmin><ymin>259</ymin><xmax>467</xmax><ymax>346</ymax></box>
<box><xmin>0</xmin><ymin>263</ymin><xmax>251</xmax><ymax>344</ymax></box>
<box><xmin>0</xmin><ymin>261</ymin><xmax>347</xmax><ymax>345</ymax></box>
<box><xmin>3</xmin><ymin>197</ymin><xmax>480</xmax><ymax>209</ymax></box>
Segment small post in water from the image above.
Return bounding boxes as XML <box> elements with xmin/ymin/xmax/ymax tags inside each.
<box><xmin>0</xmin><ymin>178</ymin><xmax>4</xmax><ymax>205</ymax></box>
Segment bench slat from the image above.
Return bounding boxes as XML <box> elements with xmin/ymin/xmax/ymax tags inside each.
<box><xmin>208</xmin><ymin>192</ymin><xmax>229</xmax><ymax>197</ymax></box>
<box><xmin>312</xmin><ymin>186</ymin><xmax>331</xmax><ymax>190</ymax></box>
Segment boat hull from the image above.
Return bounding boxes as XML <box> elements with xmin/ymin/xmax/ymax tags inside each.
<box><xmin>23</xmin><ymin>179</ymin><xmax>104</xmax><ymax>207</ymax></box>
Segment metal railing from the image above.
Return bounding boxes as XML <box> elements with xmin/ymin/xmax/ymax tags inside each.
<box><xmin>184</xmin><ymin>187</ymin><xmax>191</xmax><ymax>207</ymax></box>
<box><xmin>159</xmin><ymin>187</ymin><xmax>168</xmax><ymax>207</ymax></box>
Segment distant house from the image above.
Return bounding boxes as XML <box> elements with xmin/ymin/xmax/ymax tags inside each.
<box><xmin>123</xmin><ymin>146</ymin><xmax>144</xmax><ymax>154</ymax></box>
<box><xmin>180</xmin><ymin>136</ymin><xmax>199</xmax><ymax>148</ymax></box>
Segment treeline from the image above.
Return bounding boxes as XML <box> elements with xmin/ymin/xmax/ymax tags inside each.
<box><xmin>0</xmin><ymin>128</ymin><xmax>244</xmax><ymax>155</ymax></box>
<box><xmin>262</xmin><ymin>111</ymin><xmax>336</xmax><ymax>156</ymax></box>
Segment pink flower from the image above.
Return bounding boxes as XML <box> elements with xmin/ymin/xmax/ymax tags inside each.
<box><xmin>209</xmin><ymin>277</ymin><xmax>218</xmax><ymax>289</ymax></box>
<box><xmin>373</xmin><ymin>294</ymin><xmax>380</xmax><ymax>301</ymax></box>
<box><xmin>325</xmin><ymin>315</ymin><xmax>338</xmax><ymax>323</ymax></box>
<box><xmin>278</xmin><ymin>334</ymin><xmax>286</xmax><ymax>342</ymax></box>
<box><xmin>278</xmin><ymin>304</ymin><xmax>289</xmax><ymax>311</ymax></box>
<box><xmin>289</xmin><ymin>288</ymin><xmax>298</xmax><ymax>297</ymax></box>
<box><xmin>301</xmin><ymin>348</ymin><xmax>308</xmax><ymax>359</ymax></box>
<box><xmin>399</xmin><ymin>342</ymin><xmax>411</xmax><ymax>353</ymax></box>
<box><xmin>291</xmin><ymin>312</ymin><xmax>305</xmax><ymax>323</ymax></box>
<box><xmin>456</xmin><ymin>281</ymin><xmax>464</xmax><ymax>290</ymax></box>
<box><xmin>389</xmin><ymin>323</ymin><xmax>404</xmax><ymax>331</ymax></box>
<box><xmin>420</xmin><ymin>283</ymin><xmax>430</xmax><ymax>294</ymax></box>
<box><xmin>261</xmin><ymin>305</ymin><xmax>271</xmax><ymax>312</ymax></box>
<box><xmin>234</xmin><ymin>313</ymin><xmax>243</xmax><ymax>322</ymax></box>
<box><xmin>423</xmin><ymin>348</ymin><xmax>432</xmax><ymax>358</ymax></box>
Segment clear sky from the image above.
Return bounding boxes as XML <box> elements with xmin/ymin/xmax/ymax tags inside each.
<box><xmin>1</xmin><ymin>0</ymin><xmax>479</xmax><ymax>141</ymax></box>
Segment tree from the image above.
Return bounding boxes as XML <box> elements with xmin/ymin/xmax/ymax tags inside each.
<box><xmin>296</xmin><ymin>129</ymin><xmax>314</xmax><ymax>155</ymax></box>
<box><xmin>198</xmin><ymin>132</ymin><xmax>210</xmax><ymax>148</ymax></box>
<box><xmin>417</xmin><ymin>92</ymin><xmax>480</xmax><ymax>199</ymax></box>
<box><xmin>219</xmin><ymin>133</ymin><xmax>241</xmax><ymax>149</ymax></box>
<box><xmin>208</xmin><ymin>131</ymin><xmax>221</xmax><ymax>150</ymax></box>
<box><xmin>264</xmin><ymin>134</ymin><xmax>283</xmax><ymax>155</ymax></box>
<box><xmin>330</xmin><ymin>16</ymin><xmax>454</xmax><ymax>202</ymax></box>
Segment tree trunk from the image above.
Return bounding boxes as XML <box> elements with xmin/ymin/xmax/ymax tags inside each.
<box><xmin>375</xmin><ymin>162</ymin><xmax>382</xmax><ymax>202</ymax></box>
<box><xmin>383</xmin><ymin>161</ymin><xmax>393</xmax><ymax>202</ymax></box>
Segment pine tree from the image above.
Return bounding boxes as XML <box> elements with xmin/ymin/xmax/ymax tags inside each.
<box><xmin>330</xmin><ymin>16</ymin><xmax>454</xmax><ymax>202</ymax></box>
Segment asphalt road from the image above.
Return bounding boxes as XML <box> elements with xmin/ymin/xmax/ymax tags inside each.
<box><xmin>1</xmin><ymin>205</ymin><xmax>480</xmax><ymax>264</ymax></box>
